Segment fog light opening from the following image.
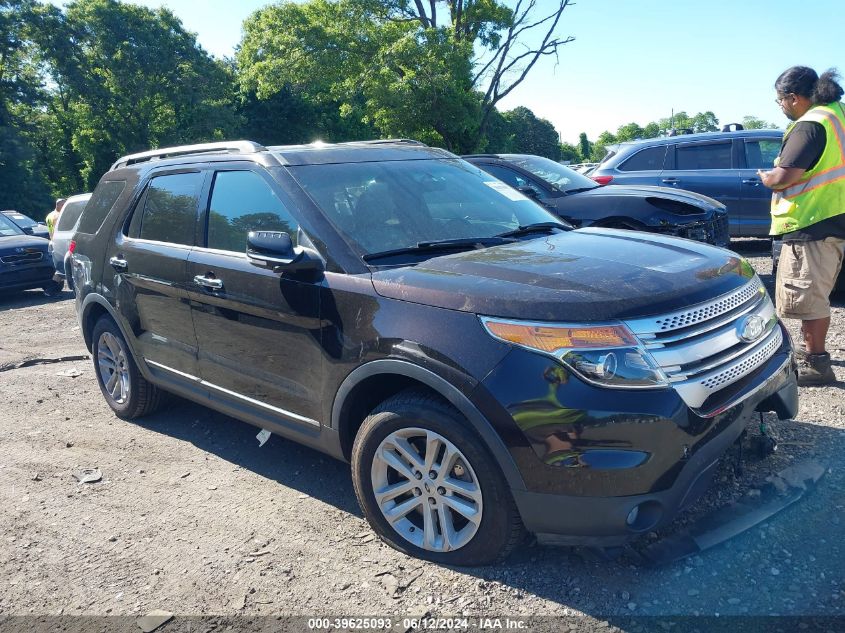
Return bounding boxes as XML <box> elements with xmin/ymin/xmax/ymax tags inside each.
<box><xmin>625</xmin><ymin>500</ymin><xmax>663</xmax><ymax>532</ymax></box>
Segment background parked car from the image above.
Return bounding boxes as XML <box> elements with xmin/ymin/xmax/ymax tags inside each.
<box><xmin>589</xmin><ymin>128</ymin><xmax>783</xmax><ymax>237</ymax></box>
<box><xmin>50</xmin><ymin>192</ymin><xmax>91</xmax><ymax>290</ymax></box>
<box><xmin>464</xmin><ymin>153</ymin><xmax>730</xmax><ymax>247</ymax></box>
<box><xmin>1</xmin><ymin>210</ymin><xmax>50</xmax><ymax>239</ymax></box>
<box><xmin>0</xmin><ymin>213</ymin><xmax>62</xmax><ymax>296</ymax></box>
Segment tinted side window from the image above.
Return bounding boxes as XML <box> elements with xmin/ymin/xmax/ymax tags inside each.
<box><xmin>744</xmin><ymin>139</ymin><xmax>781</xmax><ymax>169</ymax></box>
<box><xmin>675</xmin><ymin>142</ymin><xmax>732</xmax><ymax>170</ymax></box>
<box><xmin>77</xmin><ymin>181</ymin><xmax>126</xmax><ymax>234</ymax></box>
<box><xmin>137</xmin><ymin>173</ymin><xmax>203</xmax><ymax>245</ymax></box>
<box><xmin>206</xmin><ymin>170</ymin><xmax>298</xmax><ymax>253</ymax></box>
<box><xmin>480</xmin><ymin>164</ymin><xmax>530</xmax><ymax>188</ymax></box>
<box><xmin>619</xmin><ymin>146</ymin><xmax>666</xmax><ymax>171</ymax></box>
<box><xmin>56</xmin><ymin>199</ymin><xmax>88</xmax><ymax>231</ymax></box>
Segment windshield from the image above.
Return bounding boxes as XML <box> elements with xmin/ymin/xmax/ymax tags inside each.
<box><xmin>3</xmin><ymin>212</ymin><xmax>37</xmax><ymax>229</ymax></box>
<box><xmin>288</xmin><ymin>158</ymin><xmax>562</xmax><ymax>257</ymax></box>
<box><xmin>0</xmin><ymin>213</ymin><xmax>25</xmax><ymax>236</ymax></box>
<box><xmin>501</xmin><ymin>155</ymin><xmax>599</xmax><ymax>193</ymax></box>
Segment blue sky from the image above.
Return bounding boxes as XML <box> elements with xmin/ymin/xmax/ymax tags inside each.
<box><xmin>49</xmin><ymin>0</ymin><xmax>844</xmax><ymax>144</ymax></box>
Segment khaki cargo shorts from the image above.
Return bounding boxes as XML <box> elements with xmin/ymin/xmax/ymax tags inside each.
<box><xmin>776</xmin><ymin>237</ymin><xmax>845</xmax><ymax>320</ymax></box>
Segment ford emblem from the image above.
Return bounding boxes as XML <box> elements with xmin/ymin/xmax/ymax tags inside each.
<box><xmin>738</xmin><ymin>314</ymin><xmax>766</xmax><ymax>343</ymax></box>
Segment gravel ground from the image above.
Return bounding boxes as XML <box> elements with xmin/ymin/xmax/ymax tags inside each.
<box><xmin>0</xmin><ymin>240</ymin><xmax>843</xmax><ymax>633</ymax></box>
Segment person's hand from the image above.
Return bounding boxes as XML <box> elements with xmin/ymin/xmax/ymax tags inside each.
<box><xmin>757</xmin><ymin>169</ymin><xmax>771</xmax><ymax>187</ymax></box>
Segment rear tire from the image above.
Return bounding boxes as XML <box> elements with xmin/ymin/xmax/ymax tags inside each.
<box><xmin>92</xmin><ymin>316</ymin><xmax>164</xmax><ymax>420</ymax></box>
<box><xmin>351</xmin><ymin>389</ymin><xmax>525</xmax><ymax>566</ymax></box>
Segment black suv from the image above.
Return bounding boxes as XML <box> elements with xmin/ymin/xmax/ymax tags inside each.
<box><xmin>73</xmin><ymin>140</ymin><xmax>798</xmax><ymax>565</ymax></box>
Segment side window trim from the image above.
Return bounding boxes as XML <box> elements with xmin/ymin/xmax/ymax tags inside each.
<box><xmin>123</xmin><ymin>168</ymin><xmax>206</xmax><ymax>247</ymax></box>
<box><xmin>197</xmin><ymin>166</ymin><xmax>302</xmax><ymax>255</ymax></box>
<box><xmin>672</xmin><ymin>140</ymin><xmax>733</xmax><ymax>171</ymax></box>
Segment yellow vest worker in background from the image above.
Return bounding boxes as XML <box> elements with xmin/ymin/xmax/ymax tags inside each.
<box><xmin>45</xmin><ymin>197</ymin><xmax>66</xmax><ymax>239</ymax></box>
<box><xmin>760</xmin><ymin>66</ymin><xmax>845</xmax><ymax>386</ymax></box>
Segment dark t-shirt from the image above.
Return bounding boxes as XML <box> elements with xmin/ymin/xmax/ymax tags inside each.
<box><xmin>778</xmin><ymin>120</ymin><xmax>845</xmax><ymax>241</ymax></box>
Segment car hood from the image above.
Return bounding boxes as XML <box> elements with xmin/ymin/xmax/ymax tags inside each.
<box><xmin>371</xmin><ymin>228</ymin><xmax>753</xmax><ymax>321</ymax></box>
<box><xmin>571</xmin><ymin>184</ymin><xmax>724</xmax><ymax>210</ymax></box>
<box><xmin>0</xmin><ymin>234</ymin><xmax>49</xmax><ymax>254</ymax></box>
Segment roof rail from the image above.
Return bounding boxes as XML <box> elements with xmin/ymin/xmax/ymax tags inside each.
<box><xmin>110</xmin><ymin>141</ymin><xmax>267</xmax><ymax>171</ymax></box>
<box><xmin>339</xmin><ymin>138</ymin><xmax>428</xmax><ymax>147</ymax></box>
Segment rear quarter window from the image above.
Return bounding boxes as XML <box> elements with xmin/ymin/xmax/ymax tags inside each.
<box><xmin>76</xmin><ymin>181</ymin><xmax>126</xmax><ymax>234</ymax></box>
<box><xmin>56</xmin><ymin>199</ymin><xmax>88</xmax><ymax>231</ymax></box>
<box><xmin>618</xmin><ymin>146</ymin><xmax>666</xmax><ymax>171</ymax></box>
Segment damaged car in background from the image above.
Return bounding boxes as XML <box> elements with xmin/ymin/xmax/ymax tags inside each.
<box><xmin>464</xmin><ymin>153</ymin><xmax>730</xmax><ymax>247</ymax></box>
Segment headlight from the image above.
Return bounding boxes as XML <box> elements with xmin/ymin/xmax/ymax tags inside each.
<box><xmin>480</xmin><ymin>317</ymin><xmax>668</xmax><ymax>389</ymax></box>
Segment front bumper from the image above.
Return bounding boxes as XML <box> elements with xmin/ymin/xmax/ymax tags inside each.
<box><xmin>476</xmin><ymin>331</ymin><xmax>797</xmax><ymax>545</ymax></box>
<box><xmin>0</xmin><ymin>263</ymin><xmax>57</xmax><ymax>293</ymax></box>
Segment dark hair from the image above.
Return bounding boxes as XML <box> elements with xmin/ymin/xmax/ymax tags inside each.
<box><xmin>775</xmin><ymin>66</ymin><xmax>844</xmax><ymax>104</ymax></box>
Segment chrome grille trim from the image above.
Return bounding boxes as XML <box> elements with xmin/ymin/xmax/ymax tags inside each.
<box><xmin>671</xmin><ymin>327</ymin><xmax>783</xmax><ymax>409</ymax></box>
<box><xmin>623</xmin><ymin>276</ymin><xmax>784</xmax><ymax>410</ymax></box>
<box><xmin>627</xmin><ymin>277</ymin><xmax>765</xmax><ymax>336</ymax></box>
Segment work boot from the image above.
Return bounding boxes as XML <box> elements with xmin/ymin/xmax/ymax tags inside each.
<box><xmin>797</xmin><ymin>352</ymin><xmax>836</xmax><ymax>386</ymax></box>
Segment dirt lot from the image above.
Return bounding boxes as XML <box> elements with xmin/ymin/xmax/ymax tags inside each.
<box><xmin>1</xmin><ymin>241</ymin><xmax>844</xmax><ymax>632</ymax></box>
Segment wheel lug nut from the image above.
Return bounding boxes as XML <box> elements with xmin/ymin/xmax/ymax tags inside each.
<box><xmin>437</xmin><ymin>487</ymin><xmax>446</xmax><ymax>495</ymax></box>
<box><xmin>428</xmin><ymin>497</ymin><xmax>436</xmax><ymax>505</ymax></box>
<box><xmin>428</xmin><ymin>471</ymin><xmax>437</xmax><ymax>479</ymax></box>
<box><xmin>413</xmin><ymin>488</ymin><xmax>422</xmax><ymax>497</ymax></box>
<box><xmin>414</xmin><ymin>472</ymin><xmax>422</xmax><ymax>480</ymax></box>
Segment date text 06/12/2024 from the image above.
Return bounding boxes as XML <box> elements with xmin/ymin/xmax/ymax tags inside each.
<box><xmin>306</xmin><ymin>617</ymin><xmax>535</xmax><ymax>630</ymax></box>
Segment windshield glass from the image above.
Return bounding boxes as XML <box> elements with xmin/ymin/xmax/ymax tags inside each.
<box><xmin>288</xmin><ymin>158</ymin><xmax>562</xmax><ymax>257</ymax></box>
<box><xmin>4</xmin><ymin>212</ymin><xmax>37</xmax><ymax>228</ymax></box>
<box><xmin>501</xmin><ymin>155</ymin><xmax>599</xmax><ymax>192</ymax></box>
<box><xmin>0</xmin><ymin>213</ymin><xmax>25</xmax><ymax>236</ymax></box>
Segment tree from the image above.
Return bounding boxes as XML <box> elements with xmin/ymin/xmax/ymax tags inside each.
<box><xmin>578</xmin><ymin>132</ymin><xmax>591</xmax><ymax>160</ymax></box>
<box><xmin>741</xmin><ymin>115</ymin><xmax>778</xmax><ymax>130</ymax></box>
<box><xmin>615</xmin><ymin>122</ymin><xmax>644</xmax><ymax>142</ymax></box>
<box><xmin>31</xmin><ymin>0</ymin><xmax>241</xmax><ymax>189</ymax></box>
<box><xmin>238</xmin><ymin>0</ymin><xmax>575</xmax><ymax>151</ymax></box>
<box><xmin>0</xmin><ymin>0</ymin><xmax>53</xmax><ymax>213</ymax></box>
<box><xmin>500</xmin><ymin>106</ymin><xmax>560</xmax><ymax>159</ymax></box>
<box><xmin>558</xmin><ymin>141</ymin><xmax>580</xmax><ymax>163</ymax></box>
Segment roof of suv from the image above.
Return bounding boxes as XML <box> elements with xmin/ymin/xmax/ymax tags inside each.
<box><xmin>612</xmin><ymin>128</ymin><xmax>783</xmax><ymax>150</ymax></box>
<box><xmin>109</xmin><ymin>139</ymin><xmax>453</xmax><ymax>172</ymax></box>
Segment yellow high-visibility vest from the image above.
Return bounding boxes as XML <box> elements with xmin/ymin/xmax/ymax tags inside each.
<box><xmin>770</xmin><ymin>101</ymin><xmax>845</xmax><ymax>235</ymax></box>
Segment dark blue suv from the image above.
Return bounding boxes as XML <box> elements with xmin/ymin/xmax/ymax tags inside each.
<box><xmin>591</xmin><ymin>129</ymin><xmax>784</xmax><ymax>237</ymax></box>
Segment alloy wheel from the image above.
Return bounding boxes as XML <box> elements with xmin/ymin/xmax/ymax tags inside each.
<box><xmin>371</xmin><ymin>427</ymin><xmax>483</xmax><ymax>553</ymax></box>
<box><xmin>97</xmin><ymin>331</ymin><xmax>130</xmax><ymax>405</ymax></box>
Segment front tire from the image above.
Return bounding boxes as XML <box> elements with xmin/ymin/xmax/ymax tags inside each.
<box><xmin>42</xmin><ymin>279</ymin><xmax>63</xmax><ymax>297</ymax></box>
<box><xmin>92</xmin><ymin>316</ymin><xmax>164</xmax><ymax>420</ymax></box>
<box><xmin>351</xmin><ymin>390</ymin><xmax>524</xmax><ymax>566</ymax></box>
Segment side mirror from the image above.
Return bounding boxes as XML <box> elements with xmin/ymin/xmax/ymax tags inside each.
<box><xmin>246</xmin><ymin>231</ymin><xmax>323</xmax><ymax>273</ymax></box>
<box><xmin>22</xmin><ymin>226</ymin><xmax>34</xmax><ymax>235</ymax></box>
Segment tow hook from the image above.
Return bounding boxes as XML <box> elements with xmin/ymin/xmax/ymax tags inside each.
<box><xmin>749</xmin><ymin>415</ymin><xmax>778</xmax><ymax>458</ymax></box>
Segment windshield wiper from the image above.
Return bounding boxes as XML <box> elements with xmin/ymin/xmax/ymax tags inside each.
<box><xmin>363</xmin><ymin>236</ymin><xmax>516</xmax><ymax>263</ymax></box>
<box><xmin>562</xmin><ymin>186</ymin><xmax>599</xmax><ymax>195</ymax></box>
<box><xmin>495</xmin><ymin>221</ymin><xmax>569</xmax><ymax>239</ymax></box>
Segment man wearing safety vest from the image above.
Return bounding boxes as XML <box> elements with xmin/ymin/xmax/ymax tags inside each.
<box><xmin>760</xmin><ymin>66</ymin><xmax>845</xmax><ymax>386</ymax></box>
<box><xmin>45</xmin><ymin>197</ymin><xmax>66</xmax><ymax>239</ymax></box>
<box><xmin>759</xmin><ymin>66</ymin><xmax>845</xmax><ymax>386</ymax></box>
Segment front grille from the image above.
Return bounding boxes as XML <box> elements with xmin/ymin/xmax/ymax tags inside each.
<box><xmin>1</xmin><ymin>251</ymin><xmax>43</xmax><ymax>264</ymax></box>
<box><xmin>625</xmin><ymin>277</ymin><xmax>782</xmax><ymax>410</ymax></box>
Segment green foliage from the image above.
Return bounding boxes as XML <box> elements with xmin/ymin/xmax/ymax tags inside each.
<box><xmin>29</xmin><ymin>0</ymin><xmax>240</xmax><ymax>190</ymax></box>
<box><xmin>578</xmin><ymin>132</ymin><xmax>591</xmax><ymax>160</ymax></box>
<box><xmin>482</xmin><ymin>106</ymin><xmax>560</xmax><ymax>159</ymax></box>
<box><xmin>741</xmin><ymin>115</ymin><xmax>778</xmax><ymax>130</ymax></box>
<box><xmin>558</xmin><ymin>142</ymin><xmax>580</xmax><ymax>163</ymax></box>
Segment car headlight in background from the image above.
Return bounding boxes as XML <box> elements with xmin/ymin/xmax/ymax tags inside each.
<box><xmin>480</xmin><ymin>317</ymin><xmax>668</xmax><ymax>389</ymax></box>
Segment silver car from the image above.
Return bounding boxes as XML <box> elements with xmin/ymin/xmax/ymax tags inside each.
<box><xmin>50</xmin><ymin>192</ymin><xmax>91</xmax><ymax>290</ymax></box>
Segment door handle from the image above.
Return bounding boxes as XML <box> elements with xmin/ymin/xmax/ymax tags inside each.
<box><xmin>109</xmin><ymin>256</ymin><xmax>128</xmax><ymax>271</ymax></box>
<box><xmin>193</xmin><ymin>275</ymin><xmax>223</xmax><ymax>290</ymax></box>
<box><xmin>742</xmin><ymin>178</ymin><xmax>761</xmax><ymax>185</ymax></box>
<box><xmin>661</xmin><ymin>178</ymin><xmax>680</xmax><ymax>184</ymax></box>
